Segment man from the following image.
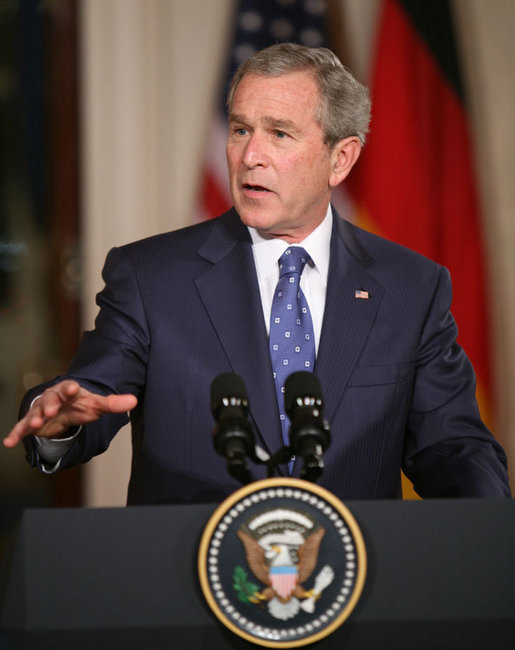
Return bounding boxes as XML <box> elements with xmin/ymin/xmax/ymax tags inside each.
<box><xmin>3</xmin><ymin>44</ymin><xmax>510</xmax><ymax>503</ymax></box>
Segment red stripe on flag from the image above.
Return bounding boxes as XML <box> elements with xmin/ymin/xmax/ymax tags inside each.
<box><xmin>201</xmin><ymin>168</ymin><xmax>232</xmax><ymax>220</ymax></box>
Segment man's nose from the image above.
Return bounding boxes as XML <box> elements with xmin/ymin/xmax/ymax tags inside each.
<box><xmin>242</xmin><ymin>133</ymin><xmax>268</xmax><ymax>168</ymax></box>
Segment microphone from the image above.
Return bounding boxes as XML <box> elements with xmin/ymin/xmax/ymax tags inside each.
<box><xmin>211</xmin><ymin>373</ymin><xmax>255</xmax><ymax>485</ymax></box>
<box><xmin>284</xmin><ymin>371</ymin><xmax>331</xmax><ymax>482</ymax></box>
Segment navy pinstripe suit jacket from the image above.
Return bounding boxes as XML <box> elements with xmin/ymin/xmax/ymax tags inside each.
<box><xmin>23</xmin><ymin>208</ymin><xmax>510</xmax><ymax>503</ymax></box>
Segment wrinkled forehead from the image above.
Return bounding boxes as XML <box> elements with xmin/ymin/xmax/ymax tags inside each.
<box><xmin>229</xmin><ymin>67</ymin><xmax>321</xmax><ymax>111</ymax></box>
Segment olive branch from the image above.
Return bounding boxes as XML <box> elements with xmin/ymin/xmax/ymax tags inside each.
<box><xmin>233</xmin><ymin>565</ymin><xmax>260</xmax><ymax>604</ymax></box>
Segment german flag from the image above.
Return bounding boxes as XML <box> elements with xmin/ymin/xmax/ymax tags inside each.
<box><xmin>347</xmin><ymin>0</ymin><xmax>492</xmax><ymax>426</ymax></box>
<box><xmin>345</xmin><ymin>0</ymin><xmax>493</xmax><ymax>496</ymax></box>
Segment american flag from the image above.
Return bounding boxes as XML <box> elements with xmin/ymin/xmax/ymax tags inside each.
<box><xmin>354</xmin><ymin>289</ymin><xmax>369</xmax><ymax>300</ymax></box>
<box><xmin>198</xmin><ymin>0</ymin><xmax>331</xmax><ymax>221</ymax></box>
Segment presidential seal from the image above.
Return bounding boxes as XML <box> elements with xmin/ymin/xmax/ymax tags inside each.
<box><xmin>198</xmin><ymin>478</ymin><xmax>366</xmax><ymax>648</ymax></box>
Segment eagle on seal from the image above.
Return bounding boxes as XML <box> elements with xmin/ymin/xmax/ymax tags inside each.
<box><xmin>237</xmin><ymin>527</ymin><xmax>333</xmax><ymax>620</ymax></box>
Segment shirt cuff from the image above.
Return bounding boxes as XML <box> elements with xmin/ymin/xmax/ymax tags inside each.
<box><xmin>29</xmin><ymin>393</ymin><xmax>81</xmax><ymax>470</ymax></box>
<box><xmin>35</xmin><ymin>428</ymin><xmax>81</xmax><ymax>472</ymax></box>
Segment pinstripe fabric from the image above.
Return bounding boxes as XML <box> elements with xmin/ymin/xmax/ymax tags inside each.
<box><xmin>21</xmin><ymin>209</ymin><xmax>510</xmax><ymax>503</ymax></box>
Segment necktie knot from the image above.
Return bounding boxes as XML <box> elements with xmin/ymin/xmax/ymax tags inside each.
<box><xmin>279</xmin><ymin>247</ymin><xmax>310</xmax><ymax>278</ymax></box>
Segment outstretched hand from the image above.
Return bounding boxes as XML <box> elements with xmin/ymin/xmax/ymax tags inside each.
<box><xmin>3</xmin><ymin>380</ymin><xmax>137</xmax><ymax>449</ymax></box>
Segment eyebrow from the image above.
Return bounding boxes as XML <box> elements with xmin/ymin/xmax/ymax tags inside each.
<box><xmin>263</xmin><ymin>116</ymin><xmax>301</xmax><ymax>135</ymax></box>
<box><xmin>229</xmin><ymin>113</ymin><xmax>301</xmax><ymax>136</ymax></box>
<box><xmin>228</xmin><ymin>113</ymin><xmax>248</xmax><ymax>126</ymax></box>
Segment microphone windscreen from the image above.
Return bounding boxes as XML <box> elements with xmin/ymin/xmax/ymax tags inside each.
<box><xmin>284</xmin><ymin>371</ymin><xmax>322</xmax><ymax>415</ymax></box>
<box><xmin>211</xmin><ymin>373</ymin><xmax>248</xmax><ymax>414</ymax></box>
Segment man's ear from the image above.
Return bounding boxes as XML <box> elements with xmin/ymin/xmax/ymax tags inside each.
<box><xmin>329</xmin><ymin>136</ymin><xmax>362</xmax><ymax>188</ymax></box>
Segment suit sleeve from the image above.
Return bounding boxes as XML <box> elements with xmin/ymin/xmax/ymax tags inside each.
<box><xmin>402</xmin><ymin>266</ymin><xmax>510</xmax><ymax>497</ymax></box>
<box><xmin>23</xmin><ymin>246</ymin><xmax>148</xmax><ymax>471</ymax></box>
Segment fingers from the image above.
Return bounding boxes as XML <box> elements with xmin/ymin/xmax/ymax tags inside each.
<box><xmin>3</xmin><ymin>382</ymin><xmax>138</xmax><ymax>449</ymax></box>
<box><xmin>3</xmin><ymin>419</ymin><xmax>30</xmax><ymax>448</ymax></box>
<box><xmin>3</xmin><ymin>382</ymin><xmax>78</xmax><ymax>448</ymax></box>
<box><xmin>29</xmin><ymin>381</ymin><xmax>81</xmax><ymax>423</ymax></box>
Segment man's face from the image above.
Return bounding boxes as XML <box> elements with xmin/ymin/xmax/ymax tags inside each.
<box><xmin>226</xmin><ymin>71</ymin><xmax>340</xmax><ymax>243</ymax></box>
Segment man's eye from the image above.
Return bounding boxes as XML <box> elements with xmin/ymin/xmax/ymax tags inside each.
<box><xmin>234</xmin><ymin>127</ymin><xmax>248</xmax><ymax>136</ymax></box>
<box><xmin>275</xmin><ymin>130</ymin><xmax>287</xmax><ymax>139</ymax></box>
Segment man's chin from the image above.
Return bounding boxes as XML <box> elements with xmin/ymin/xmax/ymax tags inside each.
<box><xmin>233</xmin><ymin>203</ymin><xmax>302</xmax><ymax>241</ymax></box>
<box><xmin>235</xmin><ymin>208</ymin><xmax>276</xmax><ymax>233</ymax></box>
<box><xmin>239</xmin><ymin>216</ymin><xmax>299</xmax><ymax>242</ymax></box>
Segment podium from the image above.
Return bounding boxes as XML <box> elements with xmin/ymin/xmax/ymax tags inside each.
<box><xmin>1</xmin><ymin>499</ymin><xmax>514</xmax><ymax>649</ymax></box>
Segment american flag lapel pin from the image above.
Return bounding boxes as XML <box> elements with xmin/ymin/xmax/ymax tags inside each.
<box><xmin>355</xmin><ymin>289</ymin><xmax>370</xmax><ymax>300</ymax></box>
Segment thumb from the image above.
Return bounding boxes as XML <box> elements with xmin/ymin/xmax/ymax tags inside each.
<box><xmin>102</xmin><ymin>394</ymin><xmax>138</xmax><ymax>413</ymax></box>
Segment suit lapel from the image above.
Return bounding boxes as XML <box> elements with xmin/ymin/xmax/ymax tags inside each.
<box><xmin>315</xmin><ymin>215</ymin><xmax>385</xmax><ymax>423</ymax></box>
<box><xmin>194</xmin><ymin>209</ymin><xmax>385</xmax><ymax>474</ymax></box>
<box><xmin>194</xmin><ymin>210</ymin><xmax>282</xmax><ymax>455</ymax></box>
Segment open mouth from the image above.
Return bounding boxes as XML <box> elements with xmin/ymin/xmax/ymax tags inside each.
<box><xmin>243</xmin><ymin>183</ymin><xmax>270</xmax><ymax>192</ymax></box>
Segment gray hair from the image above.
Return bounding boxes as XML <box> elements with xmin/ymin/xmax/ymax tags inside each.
<box><xmin>227</xmin><ymin>42</ymin><xmax>371</xmax><ymax>148</ymax></box>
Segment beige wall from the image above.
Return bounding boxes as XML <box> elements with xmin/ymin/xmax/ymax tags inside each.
<box><xmin>79</xmin><ymin>0</ymin><xmax>515</xmax><ymax>506</ymax></box>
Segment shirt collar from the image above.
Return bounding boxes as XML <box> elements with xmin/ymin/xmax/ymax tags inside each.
<box><xmin>248</xmin><ymin>206</ymin><xmax>333</xmax><ymax>284</ymax></box>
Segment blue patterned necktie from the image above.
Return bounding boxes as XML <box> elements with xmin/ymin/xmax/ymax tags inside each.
<box><xmin>269</xmin><ymin>247</ymin><xmax>316</xmax><ymax>470</ymax></box>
